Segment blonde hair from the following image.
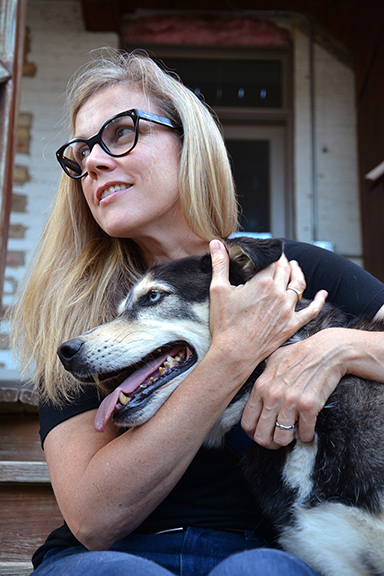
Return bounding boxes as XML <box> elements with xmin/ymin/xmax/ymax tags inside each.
<box><xmin>10</xmin><ymin>49</ymin><xmax>239</xmax><ymax>403</ymax></box>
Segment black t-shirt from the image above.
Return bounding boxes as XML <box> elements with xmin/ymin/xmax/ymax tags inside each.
<box><xmin>33</xmin><ymin>240</ymin><xmax>384</xmax><ymax>568</ymax></box>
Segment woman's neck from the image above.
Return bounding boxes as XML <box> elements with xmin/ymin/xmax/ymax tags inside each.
<box><xmin>137</xmin><ymin>231</ymin><xmax>211</xmax><ymax>267</ymax></box>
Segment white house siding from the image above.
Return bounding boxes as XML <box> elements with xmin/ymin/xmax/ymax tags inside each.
<box><xmin>293</xmin><ymin>29</ymin><xmax>361</xmax><ymax>263</ymax></box>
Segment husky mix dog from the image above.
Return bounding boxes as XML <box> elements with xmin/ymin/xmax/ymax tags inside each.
<box><xmin>58</xmin><ymin>237</ymin><xmax>384</xmax><ymax>576</ymax></box>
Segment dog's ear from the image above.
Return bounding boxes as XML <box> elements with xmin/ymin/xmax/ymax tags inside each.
<box><xmin>225</xmin><ymin>236</ymin><xmax>284</xmax><ymax>284</ymax></box>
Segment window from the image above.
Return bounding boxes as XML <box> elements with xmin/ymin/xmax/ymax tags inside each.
<box><xmin>161</xmin><ymin>57</ymin><xmax>282</xmax><ymax>108</ymax></box>
<box><xmin>157</xmin><ymin>49</ymin><xmax>293</xmax><ymax>237</ymax></box>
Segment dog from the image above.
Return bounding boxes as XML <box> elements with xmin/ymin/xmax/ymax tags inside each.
<box><xmin>58</xmin><ymin>237</ymin><xmax>384</xmax><ymax>576</ymax></box>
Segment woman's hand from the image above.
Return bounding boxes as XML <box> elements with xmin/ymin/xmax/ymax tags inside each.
<box><xmin>241</xmin><ymin>329</ymin><xmax>350</xmax><ymax>450</ymax></box>
<box><xmin>208</xmin><ymin>239</ymin><xmax>327</xmax><ymax>386</ymax></box>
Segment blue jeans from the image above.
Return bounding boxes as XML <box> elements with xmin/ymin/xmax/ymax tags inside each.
<box><xmin>31</xmin><ymin>527</ymin><xmax>319</xmax><ymax>576</ymax></box>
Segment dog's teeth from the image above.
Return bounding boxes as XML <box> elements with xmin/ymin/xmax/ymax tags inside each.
<box><xmin>174</xmin><ymin>349</ymin><xmax>186</xmax><ymax>362</ymax></box>
<box><xmin>164</xmin><ymin>355</ymin><xmax>176</xmax><ymax>368</ymax></box>
<box><xmin>119</xmin><ymin>391</ymin><xmax>129</xmax><ymax>405</ymax></box>
<box><xmin>150</xmin><ymin>377</ymin><xmax>155</xmax><ymax>383</ymax></box>
<box><xmin>159</xmin><ymin>366</ymin><xmax>165</xmax><ymax>374</ymax></box>
<box><xmin>140</xmin><ymin>384</ymin><xmax>146</xmax><ymax>389</ymax></box>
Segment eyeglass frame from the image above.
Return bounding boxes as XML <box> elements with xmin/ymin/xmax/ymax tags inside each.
<box><xmin>56</xmin><ymin>108</ymin><xmax>180</xmax><ymax>179</ymax></box>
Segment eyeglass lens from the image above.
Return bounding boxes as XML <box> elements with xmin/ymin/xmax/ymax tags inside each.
<box><xmin>60</xmin><ymin>114</ymin><xmax>137</xmax><ymax>178</ymax></box>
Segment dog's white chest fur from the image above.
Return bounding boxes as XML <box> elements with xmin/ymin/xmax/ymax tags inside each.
<box><xmin>280</xmin><ymin>502</ymin><xmax>384</xmax><ymax>576</ymax></box>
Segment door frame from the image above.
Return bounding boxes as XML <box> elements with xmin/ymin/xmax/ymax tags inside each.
<box><xmin>222</xmin><ymin>122</ymin><xmax>291</xmax><ymax>238</ymax></box>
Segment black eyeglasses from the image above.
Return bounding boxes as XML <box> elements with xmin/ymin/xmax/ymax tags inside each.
<box><xmin>56</xmin><ymin>109</ymin><xmax>179</xmax><ymax>179</ymax></box>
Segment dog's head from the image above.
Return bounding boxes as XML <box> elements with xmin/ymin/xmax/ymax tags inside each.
<box><xmin>57</xmin><ymin>237</ymin><xmax>283</xmax><ymax>433</ymax></box>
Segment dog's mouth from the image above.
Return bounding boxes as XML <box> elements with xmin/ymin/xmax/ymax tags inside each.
<box><xmin>94</xmin><ymin>342</ymin><xmax>196</xmax><ymax>432</ymax></box>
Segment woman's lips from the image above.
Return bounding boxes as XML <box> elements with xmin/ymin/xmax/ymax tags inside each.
<box><xmin>99</xmin><ymin>183</ymin><xmax>131</xmax><ymax>202</ymax></box>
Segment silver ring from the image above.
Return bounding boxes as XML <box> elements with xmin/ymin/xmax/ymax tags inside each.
<box><xmin>287</xmin><ymin>287</ymin><xmax>302</xmax><ymax>300</ymax></box>
<box><xmin>275</xmin><ymin>421</ymin><xmax>295</xmax><ymax>431</ymax></box>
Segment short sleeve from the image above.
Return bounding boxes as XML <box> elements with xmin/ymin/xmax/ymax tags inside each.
<box><xmin>39</xmin><ymin>385</ymin><xmax>100</xmax><ymax>447</ymax></box>
<box><xmin>283</xmin><ymin>239</ymin><xmax>384</xmax><ymax>319</ymax></box>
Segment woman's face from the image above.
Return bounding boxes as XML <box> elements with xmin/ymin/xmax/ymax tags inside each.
<box><xmin>75</xmin><ymin>84</ymin><xmax>183</xmax><ymax>246</ymax></box>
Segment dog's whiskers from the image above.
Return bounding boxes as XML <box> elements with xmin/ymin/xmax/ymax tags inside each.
<box><xmin>111</xmin><ymin>328</ymin><xmax>135</xmax><ymax>345</ymax></box>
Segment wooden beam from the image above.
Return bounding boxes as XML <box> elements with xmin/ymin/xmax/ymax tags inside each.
<box><xmin>81</xmin><ymin>0</ymin><xmax>121</xmax><ymax>32</ymax></box>
<box><xmin>0</xmin><ymin>0</ymin><xmax>27</xmax><ymax>312</ymax></box>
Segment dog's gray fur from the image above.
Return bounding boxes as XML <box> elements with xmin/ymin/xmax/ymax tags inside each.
<box><xmin>58</xmin><ymin>237</ymin><xmax>384</xmax><ymax>576</ymax></box>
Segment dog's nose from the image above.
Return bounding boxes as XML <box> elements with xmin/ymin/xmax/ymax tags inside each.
<box><xmin>57</xmin><ymin>338</ymin><xmax>84</xmax><ymax>370</ymax></box>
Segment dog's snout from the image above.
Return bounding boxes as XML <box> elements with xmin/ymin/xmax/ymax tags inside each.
<box><xmin>57</xmin><ymin>338</ymin><xmax>84</xmax><ymax>369</ymax></box>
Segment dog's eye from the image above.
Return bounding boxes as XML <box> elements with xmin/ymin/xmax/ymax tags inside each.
<box><xmin>147</xmin><ymin>290</ymin><xmax>164</xmax><ymax>304</ymax></box>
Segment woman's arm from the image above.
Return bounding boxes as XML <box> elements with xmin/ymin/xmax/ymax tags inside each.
<box><xmin>44</xmin><ymin>240</ymin><xmax>325</xmax><ymax>551</ymax></box>
<box><xmin>242</xmin><ymin>306</ymin><xmax>384</xmax><ymax>449</ymax></box>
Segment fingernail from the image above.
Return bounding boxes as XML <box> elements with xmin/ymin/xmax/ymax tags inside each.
<box><xmin>210</xmin><ymin>239</ymin><xmax>222</xmax><ymax>254</ymax></box>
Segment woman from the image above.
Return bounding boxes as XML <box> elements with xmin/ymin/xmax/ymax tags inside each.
<box><xmin>10</xmin><ymin>49</ymin><xmax>384</xmax><ymax>576</ymax></box>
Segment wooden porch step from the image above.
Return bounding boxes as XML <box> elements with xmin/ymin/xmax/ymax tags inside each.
<box><xmin>0</xmin><ymin>414</ymin><xmax>63</xmax><ymax>575</ymax></box>
<box><xmin>0</xmin><ymin>460</ymin><xmax>50</xmax><ymax>483</ymax></box>
<box><xmin>0</xmin><ymin>561</ymin><xmax>33</xmax><ymax>576</ymax></box>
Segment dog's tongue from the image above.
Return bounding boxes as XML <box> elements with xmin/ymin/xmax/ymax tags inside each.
<box><xmin>94</xmin><ymin>349</ymin><xmax>175</xmax><ymax>433</ymax></box>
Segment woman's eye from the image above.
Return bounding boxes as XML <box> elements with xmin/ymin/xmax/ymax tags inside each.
<box><xmin>73</xmin><ymin>144</ymin><xmax>90</xmax><ymax>162</ymax></box>
<box><xmin>106</xmin><ymin>121</ymin><xmax>135</xmax><ymax>146</ymax></box>
<box><xmin>80</xmin><ymin>146</ymin><xmax>90</xmax><ymax>159</ymax></box>
<box><xmin>116</xmin><ymin>126</ymin><xmax>134</xmax><ymax>139</ymax></box>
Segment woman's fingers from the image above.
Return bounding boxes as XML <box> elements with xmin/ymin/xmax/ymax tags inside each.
<box><xmin>209</xmin><ymin>240</ymin><xmax>327</xmax><ymax>368</ymax></box>
<box><xmin>241</xmin><ymin>363</ymin><xmax>298</xmax><ymax>449</ymax></box>
<box><xmin>296</xmin><ymin>290</ymin><xmax>328</xmax><ymax>325</ymax></box>
<box><xmin>209</xmin><ymin>239</ymin><xmax>230</xmax><ymax>286</ymax></box>
<box><xmin>241</xmin><ymin>327</ymin><xmax>344</xmax><ymax>450</ymax></box>
<box><xmin>241</xmin><ymin>388</ymin><xmax>263</xmax><ymax>439</ymax></box>
<box><xmin>287</xmin><ymin>259</ymin><xmax>306</xmax><ymax>291</ymax></box>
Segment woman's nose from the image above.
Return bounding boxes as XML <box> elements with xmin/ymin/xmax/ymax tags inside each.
<box><xmin>84</xmin><ymin>144</ymin><xmax>116</xmax><ymax>177</ymax></box>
